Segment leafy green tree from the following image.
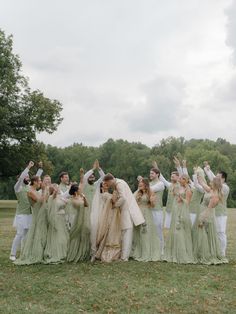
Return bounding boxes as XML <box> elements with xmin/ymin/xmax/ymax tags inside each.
<box><xmin>0</xmin><ymin>29</ymin><xmax>63</xmax><ymax>178</ymax></box>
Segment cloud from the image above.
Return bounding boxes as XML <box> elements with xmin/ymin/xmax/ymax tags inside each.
<box><xmin>0</xmin><ymin>0</ymin><xmax>235</xmax><ymax>147</ymax></box>
<box><xmin>126</xmin><ymin>76</ymin><xmax>186</xmax><ymax>133</ymax></box>
<box><xmin>225</xmin><ymin>0</ymin><xmax>236</xmax><ymax>64</ymax></box>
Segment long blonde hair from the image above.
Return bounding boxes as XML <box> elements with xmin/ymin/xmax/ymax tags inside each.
<box><xmin>212</xmin><ymin>177</ymin><xmax>223</xmax><ymax>203</ymax></box>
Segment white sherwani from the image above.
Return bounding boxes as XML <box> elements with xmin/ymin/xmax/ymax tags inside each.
<box><xmin>114</xmin><ymin>179</ymin><xmax>145</xmax><ymax>260</ymax></box>
<box><xmin>114</xmin><ymin>179</ymin><xmax>145</xmax><ymax>230</ymax></box>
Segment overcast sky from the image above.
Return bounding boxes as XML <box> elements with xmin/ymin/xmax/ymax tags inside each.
<box><xmin>1</xmin><ymin>0</ymin><xmax>236</xmax><ymax>147</ymax></box>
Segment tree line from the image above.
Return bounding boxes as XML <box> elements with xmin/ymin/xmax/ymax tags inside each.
<box><xmin>1</xmin><ymin>137</ymin><xmax>236</xmax><ymax>207</ymax></box>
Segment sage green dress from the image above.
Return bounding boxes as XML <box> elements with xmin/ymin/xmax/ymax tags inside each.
<box><xmin>67</xmin><ymin>197</ymin><xmax>91</xmax><ymax>262</ymax></box>
<box><xmin>44</xmin><ymin>196</ymin><xmax>69</xmax><ymax>264</ymax></box>
<box><xmin>132</xmin><ymin>193</ymin><xmax>162</xmax><ymax>262</ymax></box>
<box><xmin>192</xmin><ymin>193</ymin><xmax>228</xmax><ymax>265</ymax></box>
<box><xmin>15</xmin><ymin>192</ymin><xmax>48</xmax><ymax>265</ymax></box>
<box><xmin>189</xmin><ymin>188</ymin><xmax>204</xmax><ymax>226</ymax></box>
<box><xmin>163</xmin><ymin>188</ymin><xmax>194</xmax><ymax>264</ymax></box>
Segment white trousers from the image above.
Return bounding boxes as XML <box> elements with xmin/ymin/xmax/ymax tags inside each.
<box><xmin>10</xmin><ymin>225</ymin><xmax>28</xmax><ymax>256</ymax></box>
<box><xmin>190</xmin><ymin>213</ymin><xmax>197</xmax><ymax>227</ymax></box>
<box><xmin>215</xmin><ymin>216</ymin><xmax>227</xmax><ymax>257</ymax></box>
<box><xmin>164</xmin><ymin>212</ymin><xmax>172</xmax><ymax>229</ymax></box>
<box><xmin>121</xmin><ymin>228</ymin><xmax>133</xmax><ymax>260</ymax></box>
<box><xmin>152</xmin><ymin>210</ymin><xmax>164</xmax><ymax>253</ymax></box>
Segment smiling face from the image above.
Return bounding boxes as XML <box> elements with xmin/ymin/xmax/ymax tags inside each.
<box><xmin>138</xmin><ymin>180</ymin><xmax>145</xmax><ymax>191</ymax></box>
<box><xmin>61</xmin><ymin>174</ymin><xmax>69</xmax><ymax>185</ymax></box>
<box><xmin>88</xmin><ymin>174</ymin><xmax>96</xmax><ymax>185</ymax></box>
<box><xmin>171</xmin><ymin>172</ymin><xmax>179</xmax><ymax>183</ymax></box>
<box><xmin>179</xmin><ymin>175</ymin><xmax>188</xmax><ymax>187</ymax></box>
<box><xmin>36</xmin><ymin>178</ymin><xmax>42</xmax><ymax>189</ymax></box>
<box><xmin>149</xmin><ymin>170</ymin><xmax>157</xmax><ymax>181</ymax></box>
<box><xmin>43</xmin><ymin>175</ymin><xmax>51</xmax><ymax>186</ymax></box>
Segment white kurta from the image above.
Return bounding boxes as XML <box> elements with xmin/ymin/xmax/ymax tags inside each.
<box><xmin>114</xmin><ymin>179</ymin><xmax>145</xmax><ymax>230</ymax></box>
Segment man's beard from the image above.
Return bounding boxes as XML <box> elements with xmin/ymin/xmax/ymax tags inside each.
<box><xmin>88</xmin><ymin>179</ymin><xmax>95</xmax><ymax>185</ymax></box>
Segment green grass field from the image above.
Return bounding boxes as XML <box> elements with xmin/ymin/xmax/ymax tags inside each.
<box><xmin>0</xmin><ymin>208</ymin><xmax>236</xmax><ymax>314</ymax></box>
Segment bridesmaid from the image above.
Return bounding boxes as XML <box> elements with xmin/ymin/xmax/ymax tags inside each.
<box><xmin>44</xmin><ymin>184</ymin><xmax>69</xmax><ymax>264</ymax></box>
<box><xmin>192</xmin><ymin>176</ymin><xmax>228</xmax><ymax>265</ymax></box>
<box><xmin>132</xmin><ymin>178</ymin><xmax>161</xmax><ymax>262</ymax></box>
<box><xmin>15</xmin><ymin>176</ymin><xmax>48</xmax><ymax>265</ymax></box>
<box><xmin>66</xmin><ymin>184</ymin><xmax>90</xmax><ymax>262</ymax></box>
<box><xmin>163</xmin><ymin>174</ymin><xmax>194</xmax><ymax>264</ymax></box>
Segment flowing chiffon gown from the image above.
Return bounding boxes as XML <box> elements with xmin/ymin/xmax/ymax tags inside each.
<box><xmin>192</xmin><ymin>193</ymin><xmax>228</xmax><ymax>265</ymax></box>
<box><xmin>132</xmin><ymin>193</ymin><xmax>162</xmax><ymax>262</ymax></box>
<box><xmin>163</xmin><ymin>188</ymin><xmax>194</xmax><ymax>264</ymax></box>
<box><xmin>67</xmin><ymin>197</ymin><xmax>91</xmax><ymax>262</ymax></box>
<box><xmin>15</xmin><ymin>191</ymin><xmax>48</xmax><ymax>265</ymax></box>
<box><xmin>44</xmin><ymin>195</ymin><xmax>69</xmax><ymax>264</ymax></box>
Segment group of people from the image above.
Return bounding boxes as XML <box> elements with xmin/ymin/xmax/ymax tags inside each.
<box><xmin>9</xmin><ymin>157</ymin><xmax>229</xmax><ymax>265</ymax></box>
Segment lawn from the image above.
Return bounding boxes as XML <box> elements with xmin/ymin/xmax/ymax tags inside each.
<box><xmin>0</xmin><ymin>208</ymin><xmax>236</xmax><ymax>314</ymax></box>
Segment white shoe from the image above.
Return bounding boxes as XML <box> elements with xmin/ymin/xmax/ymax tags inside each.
<box><xmin>90</xmin><ymin>255</ymin><xmax>96</xmax><ymax>263</ymax></box>
<box><xmin>10</xmin><ymin>255</ymin><xmax>16</xmax><ymax>261</ymax></box>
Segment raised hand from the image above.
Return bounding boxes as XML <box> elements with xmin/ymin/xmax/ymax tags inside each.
<box><xmin>173</xmin><ymin>156</ymin><xmax>181</xmax><ymax>168</ymax></box>
<box><xmin>152</xmin><ymin>161</ymin><xmax>158</xmax><ymax>169</ymax></box>
<box><xmin>182</xmin><ymin>160</ymin><xmax>187</xmax><ymax>168</ymax></box>
<box><xmin>38</xmin><ymin>161</ymin><xmax>43</xmax><ymax>168</ymax></box>
<box><xmin>80</xmin><ymin>168</ymin><xmax>84</xmax><ymax>176</ymax></box>
<box><xmin>137</xmin><ymin>175</ymin><xmax>143</xmax><ymax>182</ymax></box>
<box><xmin>93</xmin><ymin>160</ymin><xmax>99</xmax><ymax>170</ymax></box>
<box><xmin>203</xmin><ymin>161</ymin><xmax>210</xmax><ymax>171</ymax></box>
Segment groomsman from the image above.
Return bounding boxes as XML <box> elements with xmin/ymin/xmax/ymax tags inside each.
<box><xmin>83</xmin><ymin>160</ymin><xmax>105</xmax><ymax>205</ymax></box>
<box><xmin>59</xmin><ymin>172</ymin><xmax>70</xmax><ymax>193</ymax></box>
<box><xmin>82</xmin><ymin>160</ymin><xmax>105</xmax><ymax>260</ymax></box>
<box><xmin>204</xmin><ymin>162</ymin><xmax>229</xmax><ymax>257</ymax></box>
<box><xmin>103</xmin><ymin>174</ymin><xmax>145</xmax><ymax>261</ymax></box>
<box><xmin>10</xmin><ymin>161</ymin><xmax>43</xmax><ymax>261</ymax></box>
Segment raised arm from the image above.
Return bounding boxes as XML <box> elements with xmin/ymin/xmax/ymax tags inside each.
<box><xmin>83</xmin><ymin>160</ymin><xmax>101</xmax><ymax>185</ymax></box>
<box><xmin>173</xmin><ymin>157</ymin><xmax>183</xmax><ymax>176</ymax></box>
<box><xmin>182</xmin><ymin>160</ymin><xmax>189</xmax><ymax>176</ymax></box>
<box><xmin>203</xmin><ymin>162</ymin><xmax>215</xmax><ymax>182</ymax></box>
<box><xmin>159</xmin><ymin>173</ymin><xmax>171</xmax><ymax>189</ymax></box>
<box><xmin>35</xmin><ymin>161</ymin><xmax>43</xmax><ymax>177</ymax></box>
<box><xmin>192</xmin><ymin>174</ymin><xmax>205</xmax><ymax>193</ymax></box>
<box><xmin>14</xmin><ymin>161</ymin><xmax>34</xmax><ymax>193</ymax></box>
<box><xmin>197</xmin><ymin>175</ymin><xmax>211</xmax><ymax>193</ymax></box>
<box><xmin>94</xmin><ymin>160</ymin><xmax>105</xmax><ymax>186</ymax></box>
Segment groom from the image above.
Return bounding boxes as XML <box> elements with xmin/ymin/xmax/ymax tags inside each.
<box><xmin>103</xmin><ymin>174</ymin><xmax>145</xmax><ymax>261</ymax></box>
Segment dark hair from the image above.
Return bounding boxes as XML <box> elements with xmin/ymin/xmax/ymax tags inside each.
<box><xmin>219</xmin><ymin>171</ymin><xmax>227</xmax><ymax>182</ymax></box>
<box><xmin>59</xmin><ymin>172</ymin><xmax>68</xmax><ymax>180</ymax></box>
<box><xmin>30</xmin><ymin>176</ymin><xmax>39</xmax><ymax>186</ymax></box>
<box><xmin>150</xmin><ymin>168</ymin><xmax>160</xmax><ymax>177</ymax></box>
<box><xmin>100</xmin><ymin>182</ymin><xmax>103</xmax><ymax>193</ymax></box>
<box><xmin>69</xmin><ymin>184</ymin><xmax>79</xmax><ymax>196</ymax></box>
<box><xmin>103</xmin><ymin>173</ymin><xmax>114</xmax><ymax>182</ymax></box>
<box><xmin>171</xmin><ymin>171</ymin><xmax>179</xmax><ymax>176</ymax></box>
